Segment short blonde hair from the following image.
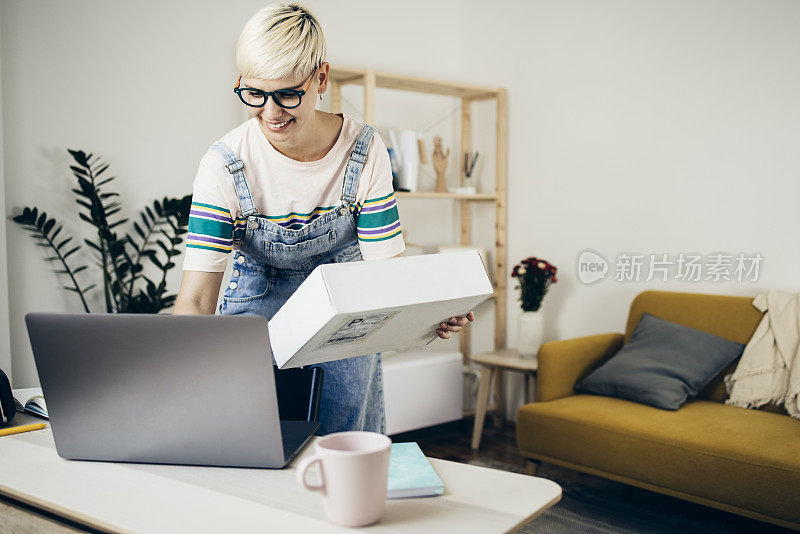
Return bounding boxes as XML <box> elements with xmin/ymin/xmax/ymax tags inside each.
<box><xmin>235</xmin><ymin>3</ymin><xmax>326</xmax><ymax>80</ymax></box>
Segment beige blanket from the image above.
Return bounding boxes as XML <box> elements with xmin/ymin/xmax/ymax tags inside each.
<box><xmin>724</xmin><ymin>290</ymin><xmax>800</xmax><ymax>419</ymax></box>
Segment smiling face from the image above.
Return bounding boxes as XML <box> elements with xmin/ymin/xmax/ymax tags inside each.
<box><xmin>240</xmin><ymin>64</ymin><xmax>325</xmax><ymax>144</ymax></box>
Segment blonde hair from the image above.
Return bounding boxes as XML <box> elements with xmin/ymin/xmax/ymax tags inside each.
<box><xmin>235</xmin><ymin>3</ymin><xmax>326</xmax><ymax>80</ymax></box>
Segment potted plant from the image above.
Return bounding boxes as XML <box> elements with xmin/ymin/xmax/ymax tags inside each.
<box><xmin>12</xmin><ymin>149</ymin><xmax>191</xmax><ymax>313</ymax></box>
<box><xmin>511</xmin><ymin>257</ymin><xmax>558</xmax><ymax>359</ymax></box>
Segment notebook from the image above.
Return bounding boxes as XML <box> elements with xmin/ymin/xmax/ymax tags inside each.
<box><xmin>387</xmin><ymin>442</ymin><xmax>444</xmax><ymax>499</ymax></box>
<box><xmin>12</xmin><ymin>388</ymin><xmax>48</xmax><ymax>419</ymax></box>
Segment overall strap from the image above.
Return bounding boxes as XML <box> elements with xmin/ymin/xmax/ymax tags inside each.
<box><xmin>341</xmin><ymin>124</ymin><xmax>376</xmax><ymax>206</ymax></box>
<box><xmin>210</xmin><ymin>141</ymin><xmax>259</xmax><ymax>217</ymax></box>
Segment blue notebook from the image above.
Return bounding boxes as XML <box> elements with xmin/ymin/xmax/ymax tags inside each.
<box><xmin>387</xmin><ymin>442</ymin><xmax>444</xmax><ymax>499</ymax></box>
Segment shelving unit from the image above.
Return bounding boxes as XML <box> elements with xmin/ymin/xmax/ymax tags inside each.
<box><xmin>328</xmin><ymin>66</ymin><xmax>508</xmax><ymax>359</ymax></box>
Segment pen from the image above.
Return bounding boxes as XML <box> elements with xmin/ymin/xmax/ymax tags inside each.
<box><xmin>0</xmin><ymin>423</ymin><xmax>47</xmax><ymax>437</ymax></box>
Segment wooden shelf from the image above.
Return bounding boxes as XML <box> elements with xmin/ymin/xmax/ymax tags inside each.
<box><xmin>395</xmin><ymin>191</ymin><xmax>498</xmax><ymax>201</ymax></box>
<box><xmin>329</xmin><ymin>66</ymin><xmax>500</xmax><ymax>100</ymax></box>
<box><xmin>328</xmin><ymin>65</ymin><xmax>507</xmax><ymax>361</ymax></box>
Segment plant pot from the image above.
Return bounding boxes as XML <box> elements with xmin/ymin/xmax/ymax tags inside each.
<box><xmin>518</xmin><ymin>310</ymin><xmax>544</xmax><ymax>360</ymax></box>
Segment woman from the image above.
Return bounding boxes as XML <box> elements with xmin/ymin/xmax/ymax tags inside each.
<box><xmin>174</xmin><ymin>3</ymin><xmax>473</xmax><ymax>435</ymax></box>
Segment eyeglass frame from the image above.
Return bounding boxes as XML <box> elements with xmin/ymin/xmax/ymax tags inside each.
<box><xmin>233</xmin><ymin>67</ymin><xmax>319</xmax><ymax>109</ymax></box>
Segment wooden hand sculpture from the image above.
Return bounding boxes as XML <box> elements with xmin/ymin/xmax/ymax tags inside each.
<box><xmin>432</xmin><ymin>136</ymin><xmax>450</xmax><ymax>193</ymax></box>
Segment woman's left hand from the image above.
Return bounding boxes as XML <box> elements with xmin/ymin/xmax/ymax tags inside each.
<box><xmin>436</xmin><ymin>311</ymin><xmax>475</xmax><ymax>339</ymax></box>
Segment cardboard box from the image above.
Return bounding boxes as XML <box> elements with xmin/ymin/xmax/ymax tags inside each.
<box><xmin>268</xmin><ymin>251</ymin><xmax>493</xmax><ymax>369</ymax></box>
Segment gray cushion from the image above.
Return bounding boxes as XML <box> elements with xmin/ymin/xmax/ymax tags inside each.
<box><xmin>575</xmin><ymin>313</ymin><xmax>745</xmax><ymax>410</ymax></box>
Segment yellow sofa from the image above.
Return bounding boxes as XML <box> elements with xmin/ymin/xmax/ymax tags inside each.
<box><xmin>517</xmin><ymin>290</ymin><xmax>800</xmax><ymax>530</ymax></box>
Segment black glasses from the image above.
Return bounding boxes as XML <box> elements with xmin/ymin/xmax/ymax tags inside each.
<box><xmin>233</xmin><ymin>68</ymin><xmax>317</xmax><ymax>109</ymax></box>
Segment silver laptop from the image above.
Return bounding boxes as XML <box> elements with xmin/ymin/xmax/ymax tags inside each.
<box><xmin>25</xmin><ymin>313</ymin><xmax>318</xmax><ymax>468</ymax></box>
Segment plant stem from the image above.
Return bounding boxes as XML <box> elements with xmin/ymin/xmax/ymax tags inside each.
<box><xmin>84</xmin><ymin>159</ymin><xmax>123</xmax><ymax>312</ymax></box>
<box><xmin>157</xmin><ymin>230</ymin><xmax>179</xmax><ymax>301</ymax></box>
<box><xmin>41</xmin><ymin>231</ymin><xmax>91</xmax><ymax>313</ymax></box>
<box><xmin>125</xmin><ymin>213</ymin><xmax>164</xmax><ymax>304</ymax></box>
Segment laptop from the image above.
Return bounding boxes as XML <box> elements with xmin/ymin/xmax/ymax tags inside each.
<box><xmin>25</xmin><ymin>313</ymin><xmax>319</xmax><ymax>469</ymax></box>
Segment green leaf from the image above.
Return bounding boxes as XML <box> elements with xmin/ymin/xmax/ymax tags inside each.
<box><xmin>84</xmin><ymin>239</ymin><xmax>102</xmax><ymax>252</ymax></box>
<box><xmin>69</xmin><ymin>165</ymin><xmax>88</xmax><ymax>176</ymax></box>
<box><xmin>76</xmin><ymin>175</ymin><xmax>92</xmax><ymax>192</ymax></box>
<box><xmin>43</xmin><ymin>218</ymin><xmax>56</xmax><ymax>235</ymax></box>
<box><xmin>63</xmin><ymin>246</ymin><xmax>81</xmax><ymax>258</ymax></box>
<box><xmin>67</xmin><ymin>149</ymin><xmax>90</xmax><ymax>167</ymax></box>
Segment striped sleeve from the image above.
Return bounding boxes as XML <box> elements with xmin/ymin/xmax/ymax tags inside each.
<box><xmin>357</xmin><ymin>192</ymin><xmax>402</xmax><ymax>242</ymax></box>
<box><xmin>355</xmin><ymin>132</ymin><xmax>405</xmax><ymax>260</ymax></box>
<box><xmin>181</xmin><ymin>155</ymin><xmax>236</xmax><ymax>272</ymax></box>
<box><xmin>187</xmin><ymin>201</ymin><xmax>233</xmax><ymax>253</ymax></box>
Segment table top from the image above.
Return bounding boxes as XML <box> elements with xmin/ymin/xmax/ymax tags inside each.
<box><xmin>0</xmin><ymin>417</ymin><xmax>560</xmax><ymax>533</ymax></box>
<box><xmin>469</xmin><ymin>349</ymin><xmax>539</xmax><ymax>371</ymax></box>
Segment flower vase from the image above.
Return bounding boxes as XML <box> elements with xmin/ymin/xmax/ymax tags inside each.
<box><xmin>518</xmin><ymin>310</ymin><xmax>544</xmax><ymax>360</ymax></box>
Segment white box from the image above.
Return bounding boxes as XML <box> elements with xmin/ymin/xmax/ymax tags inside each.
<box><xmin>268</xmin><ymin>251</ymin><xmax>493</xmax><ymax>369</ymax></box>
<box><xmin>382</xmin><ymin>350</ymin><xmax>464</xmax><ymax>435</ymax></box>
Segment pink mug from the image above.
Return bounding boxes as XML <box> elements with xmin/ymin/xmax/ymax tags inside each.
<box><xmin>296</xmin><ymin>431</ymin><xmax>391</xmax><ymax>527</ymax></box>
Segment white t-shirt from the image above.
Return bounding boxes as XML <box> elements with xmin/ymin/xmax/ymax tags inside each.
<box><xmin>182</xmin><ymin>113</ymin><xmax>405</xmax><ymax>272</ymax></box>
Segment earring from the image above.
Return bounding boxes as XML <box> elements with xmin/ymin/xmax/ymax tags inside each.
<box><xmin>319</xmin><ymin>91</ymin><xmax>323</xmax><ymax>101</ymax></box>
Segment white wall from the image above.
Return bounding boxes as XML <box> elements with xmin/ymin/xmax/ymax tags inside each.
<box><xmin>2</xmin><ymin>1</ymin><xmax>799</xmax><ymax>396</ymax></box>
<box><xmin>0</xmin><ymin>14</ymin><xmax>11</xmax><ymax>378</ymax></box>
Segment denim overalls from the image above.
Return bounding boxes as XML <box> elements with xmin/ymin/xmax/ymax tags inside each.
<box><xmin>210</xmin><ymin>124</ymin><xmax>385</xmax><ymax>435</ymax></box>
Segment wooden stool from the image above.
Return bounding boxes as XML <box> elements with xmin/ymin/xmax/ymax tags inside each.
<box><xmin>469</xmin><ymin>349</ymin><xmax>538</xmax><ymax>450</ymax></box>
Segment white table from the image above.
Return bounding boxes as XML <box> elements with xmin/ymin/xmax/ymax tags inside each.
<box><xmin>0</xmin><ymin>418</ymin><xmax>561</xmax><ymax>533</ymax></box>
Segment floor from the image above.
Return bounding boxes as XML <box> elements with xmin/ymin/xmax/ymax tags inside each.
<box><xmin>392</xmin><ymin>415</ymin><xmax>794</xmax><ymax>533</ymax></box>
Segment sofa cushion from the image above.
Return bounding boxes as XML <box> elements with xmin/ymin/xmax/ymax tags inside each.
<box><xmin>517</xmin><ymin>395</ymin><xmax>800</xmax><ymax>525</ymax></box>
<box><xmin>624</xmin><ymin>290</ymin><xmax>762</xmax><ymax>401</ymax></box>
<box><xmin>575</xmin><ymin>313</ymin><xmax>745</xmax><ymax>409</ymax></box>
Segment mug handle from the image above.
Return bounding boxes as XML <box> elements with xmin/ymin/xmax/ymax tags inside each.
<box><xmin>296</xmin><ymin>454</ymin><xmax>325</xmax><ymax>493</ymax></box>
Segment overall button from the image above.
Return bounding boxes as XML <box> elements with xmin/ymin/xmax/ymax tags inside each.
<box><xmin>232</xmin><ymin>269</ymin><xmax>240</xmax><ymax>277</ymax></box>
<box><xmin>229</xmin><ymin>282</ymin><xmax>238</xmax><ymax>290</ymax></box>
<box><xmin>248</xmin><ymin>219</ymin><xmax>258</xmax><ymax>229</ymax></box>
<box><xmin>236</xmin><ymin>255</ymin><xmax>245</xmax><ymax>264</ymax></box>
<box><xmin>338</xmin><ymin>206</ymin><xmax>349</xmax><ymax>215</ymax></box>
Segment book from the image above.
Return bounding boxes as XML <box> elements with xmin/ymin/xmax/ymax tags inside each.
<box><xmin>387</xmin><ymin>442</ymin><xmax>444</xmax><ymax>499</ymax></box>
<box><xmin>12</xmin><ymin>388</ymin><xmax>48</xmax><ymax>419</ymax></box>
